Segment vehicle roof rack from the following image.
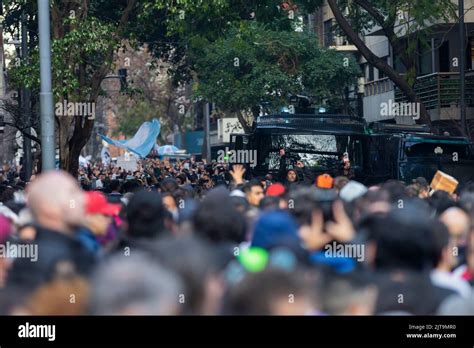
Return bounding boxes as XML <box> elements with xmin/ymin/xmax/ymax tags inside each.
<box><xmin>368</xmin><ymin>122</ymin><xmax>432</xmax><ymax>134</ymax></box>
<box><xmin>256</xmin><ymin>114</ymin><xmax>366</xmax><ymax>133</ymax></box>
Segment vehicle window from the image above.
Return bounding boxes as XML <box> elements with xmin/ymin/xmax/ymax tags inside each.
<box><xmin>404</xmin><ymin>142</ymin><xmax>469</xmax><ymax>159</ymax></box>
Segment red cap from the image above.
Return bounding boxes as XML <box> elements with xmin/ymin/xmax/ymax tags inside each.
<box><xmin>85</xmin><ymin>191</ymin><xmax>121</xmax><ymax>216</ymax></box>
<box><xmin>316</xmin><ymin>174</ymin><xmax>334</xmax><ymax>189</ymax></box>
<box><xmin>266</xmin><ymin>183</ymin><xmax>286</xmax><ymax>197</ymax></box>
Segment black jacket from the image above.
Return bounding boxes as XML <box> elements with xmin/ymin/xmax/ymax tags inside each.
<box><xmin>277</xmin><ymin>154</ymin><xmax>313</xmax><ymax>186</ymax></box>
<box><xmin>7</xmin><ymin>226</ymin><xmax>96</xmax><ymax>291</ymax></box>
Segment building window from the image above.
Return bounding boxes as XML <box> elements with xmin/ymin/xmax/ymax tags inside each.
<box><xmin>324</xmin><ymin>19</ymin><xmax>334</xmax><ymax>47</ymax></box>
<box><xmin>368</xmin><ymin>65</ymin><xmax>374</xmax><ymax>82</ymax></box>
<box><xmin>469</xmin><ymin>37</ymin><xmax>473</xmax><ymax>71</ymax></box>
<box><xmin>378</xmin><ymin>57</ymin><xmax>388</xmax><ymax>79</ymax></box>
<box><xmin>418</xmin><ymin>40</ymin><xmax>433</xmax><ymax>76</ymax></box>
<box><xmin>439</xmin><ymin>40</ymin><xmax>450</xmax><ymax>72</ymax></box>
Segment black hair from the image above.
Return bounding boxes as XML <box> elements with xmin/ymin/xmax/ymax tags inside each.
<box><xmin>430</xmin><ymin>220</ymin><xmax>450</xmax><ymax>268</ymax></box>
<box><xmin>192</xmin><ymin>188</ymin><xmax>246</xmax><ymax>244</ymax></box>
<box><xmin>125</xmin><ymin>190</ymin><xmax>167</xmax><ymax>239</ymax></box>
<box><xmin>426</xmin><ymin>190</ymin><xmax>457</xmax><ymax>216</ymax></box>
<box><xmin>373</xmin><ymin>205</ymin><xmax>436</xmax><ymax>272</ymax></box>
<box><xmin>223</xmin><ymin>268</ymin><xmax>310</xmax><ymax>315</ymax></box>
<box><xmin>242</xmin><ymin>179</ymin><xmax>263</xmax><ymax>193</ymax></box>
<box><xmin>109</xmin><ymin>179</ymin><xmax>121</xmax><ymax>192</ymax></box>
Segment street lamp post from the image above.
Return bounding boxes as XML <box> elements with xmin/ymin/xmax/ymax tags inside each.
<box><xmin>37</xmin><ymin>0</ymin><xmax>55</xmax><ymax>171</ymax></box>
<box><xmin>459</xmin><ymin>0</ymin><xmax>467</xmax><ymax>137</ymax></box>
<box><xmin>21</xmin><ymin>9</ymin><xmax>32</xmax><ymax>180</ymax></box>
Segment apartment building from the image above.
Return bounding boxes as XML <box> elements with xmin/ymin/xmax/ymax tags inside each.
<box><xmin>309</xmin><ymin>0</ymin><xmax>474</xmax><ymax>129</ymax></box>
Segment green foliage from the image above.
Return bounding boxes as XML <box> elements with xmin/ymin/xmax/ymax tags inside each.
<box><xmin>192</xmin><ymin>22</ymin><xmax>360</xmax><ymax>114</ymax></box>
<box><xmin>113</xmin><ymin>98</ymin><xmax>156</xmax><ymax>137</ymax></box>
<box><xmin>333</xmin><ymin>0</ymin><xmax>457</xmax><ymax>84</ymax></box>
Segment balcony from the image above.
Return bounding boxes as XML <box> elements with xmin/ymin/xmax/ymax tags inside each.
<box><xmin>364</xmin><ymin>77</ymin><xmax>394</xmax><ymax>97</ymax></box>
<box><xmin>395</xmin><ymin>72</ymin><xmax>474</xmax><ymax>120</ymax></box>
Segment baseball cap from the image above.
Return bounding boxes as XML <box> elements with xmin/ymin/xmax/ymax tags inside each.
<box><xmin>85</xmin><ymin>191</ymin><xmax>121</xmax><ymax>216</ymax></box>
<box><xmin>316</xmin><ymin>174</ymin><xmax>334</xmax><ymax>189</ymax></box>
<box><xmin>266</xmin><ymin>183</ymin><xmax>286</xmax><ymax>197</ymax></box>
<box><xmin>339</xmin><ymin>181</ymin><xmax>368</xmax><ymax>202</ymax></box>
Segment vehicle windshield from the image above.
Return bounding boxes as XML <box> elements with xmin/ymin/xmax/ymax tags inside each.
<box><xmin>258</xmin><ymin>133</ymin><xmax>362</xmax><ymax>171</ymax></box>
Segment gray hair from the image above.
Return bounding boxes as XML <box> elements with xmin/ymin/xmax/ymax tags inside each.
<box><xmin>89</xmin><ymin>252</ymin><xmax>183</xmax><ymax>315</ymax></box>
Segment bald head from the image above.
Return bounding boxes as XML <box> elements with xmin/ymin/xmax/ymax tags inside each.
<box><xmin>27</xmin><ymin>171</ymin><xmax>85</xmax><ymax>234</ymax></box>
<box><xmin>440</xmin><ymin>207</ymin><xmax>470</xmax><ymax>244</ymax></box>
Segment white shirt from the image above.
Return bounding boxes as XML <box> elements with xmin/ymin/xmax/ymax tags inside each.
<box><xmin>431</xmin><ymin>269</ymin><xmax>472</xmax><ymax>298</ymax></box>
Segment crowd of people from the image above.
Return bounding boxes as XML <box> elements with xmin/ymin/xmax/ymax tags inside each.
<box><xmin>0</xmin><ymin>156</ymin><xmax>474</xmax><ymax>315</ymax></box>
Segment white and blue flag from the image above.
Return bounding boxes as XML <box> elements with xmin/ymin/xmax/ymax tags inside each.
<box><xmin>99</xmin><ymin>119</ymin><xmax>161</xmax><ymax>158</ymax></box>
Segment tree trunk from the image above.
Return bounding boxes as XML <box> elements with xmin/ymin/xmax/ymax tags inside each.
<box><xmin>236</xmin><ymin>110</ymin><xmax>252</xmax><ymax>134</ymax></box>
<box><xmin>58</xmin><ymin>116</ymin><xmax>73</xmax><ymax>173</ymax></box>
<box><xmin>327</xmin><ymin>0</ymin><xmax>432</xmax><ymax>129</ymax></box>
<box><xmin>67</xmin><ymin>116</ymin><xmax>95</xmax><ymax>177</ymax></box>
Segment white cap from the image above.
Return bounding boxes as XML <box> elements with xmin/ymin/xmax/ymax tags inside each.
<box><xmin>339</xmin><ymin>181</ymin><xmax>368</xmax><ymax>202</ymax></box>
<box><xmin>230</xmin><ymin>189</ymin><xmax>246</xmax><ymax>198</ymax></box>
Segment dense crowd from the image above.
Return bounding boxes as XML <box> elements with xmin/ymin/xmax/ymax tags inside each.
<box><xmin>0</xmin><ymin>156</ymin><xmax>474</xmax><ymax>315</ymax></box>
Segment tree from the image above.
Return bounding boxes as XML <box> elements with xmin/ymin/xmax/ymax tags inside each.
<box><xmin>111</xmin><ymin>45</ymin><xmax>194</xmax><ymax>143</ymax></box>
<box><xmin>324</xmin><ymin>0</ymin><xmax>457</xmax><ymax>127</ymax></box>
<box><xmin>191</xmin><ymin>22</ymin><xmax>360</xmax><ymax>132</ymax></box>
<box><xmin>6</xmin><ymin>0</ymin><xmax>139</xmax><ymax>176</ymax></box>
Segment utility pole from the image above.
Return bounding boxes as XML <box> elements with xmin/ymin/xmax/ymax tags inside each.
<box><xmin>38</xmin><ymin>0</ymin><xmax>55</xmax><ymax>171</ymax></box>
<box><xmin>459</xmin><ymin>0</ymin><xmax>467</xmax><ymax>137</ymax></box>
<box><xmin>204</xmin><ymin>102</ymin><xmax>211</xmax><ymax>162</ymax></box>
<box><xmin>21</xmin><ymin>9</ymin><xmax>32</xmax><ymax>180</ymax></box>
<box><xmin>0</xmin><ymin>0</ymin><xmax>5</xmax><ymax>164</ymax></box>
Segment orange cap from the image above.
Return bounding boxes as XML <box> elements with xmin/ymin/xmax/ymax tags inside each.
<box><xmin>316</xmin><ymin>174</ymin><xmax>334</xmax><ymax>189</ymax></box>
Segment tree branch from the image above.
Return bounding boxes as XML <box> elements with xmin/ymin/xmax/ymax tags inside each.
<box><xmin>327</xmin><ymin>0</ymin><xmax>431</xmax><ymax>128</ymax></box>
<box><xmin>4</xmin><ymin>122</ymin><xmax>42</xmax><ymax>144</ymax></box>
<box><xmin>353</xmin><ymin>0</ymin><xmax>414</xmax><ymax>73</ymax></box>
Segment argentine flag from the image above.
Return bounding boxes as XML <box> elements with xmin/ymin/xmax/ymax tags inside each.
<box><xmin>99</xmin><ymin>119</ymin><xmax>161</xmax><ymax>158</ymax></box>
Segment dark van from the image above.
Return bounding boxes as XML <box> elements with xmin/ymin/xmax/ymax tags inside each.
<box><xmin>231</xmin><ymin>114</ymin><xmax>474</xmax><ymax>185</ymax></box>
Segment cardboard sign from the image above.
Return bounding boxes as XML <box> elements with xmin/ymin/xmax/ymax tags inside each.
<box><xmin>430</xmin><ymin>170</ymin><xmax>459</xmax><ymax>194</ymax></box>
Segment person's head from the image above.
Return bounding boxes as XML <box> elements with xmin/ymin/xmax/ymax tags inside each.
<box><xmin>405</xmin><ymin>183</ymin><xmax>422</xmax><ymax>198</ymax></box>
<box><xmin>162</xmin><ymin>192</ymin><xmax>178</xmax><ymax>214</ymax></box>
<box><xmin>193</xmin><ymin>187</ymin><xmax>246</xmax><ymax>244</ymax></box>
<box><xmin>89</xmin><ymin>252</ymin><xmax>183</xmax><ymax>315</ymax></box>
<box><xmin>26</xmin><ymin>171</ymin><xmax>85</xmax><ymax>234</ymax></box>
<box><xmin>413</xmin><ymin>177</ymin><xmax>429</xmax><ymax>197</ymax></box>
<box><xmin>427</xmin><ymin>190</ymin><xmax>457</xmax><ymax>216</ymax></box>
<box><xmin>161</xmin><ymin>177</ymin><xmax>179</xmax><ymax>192</ymax></box>
<box><xmin>439</xmin><ymin>207</ymin><xmax>470</xmax><ymax>248</ymax></box>
<box><xmin>0</xmin><ymin>215</ymin><xmax>12</xmax><ymax>288</ymax></box>
<box><xmin>430</xmin><ymin>219</ymin><xmax>456</xmax><ymax>271</ymax></box>
<box><xmin>286</xmin><ymin>169</ymin><xmax>297</xmax><ymax>183</ymax></box>
<box><xmin>460</xmin><ymin>191</ymin><xmax>474</xmax><ymax>215</ymax></box>
<box><xmin>175</xmin><ymin>174</ymin><xmax>187</xmax><ymax>186</ymax></box>
<box><xmin>372</xmin><ymin>204</ymin><xmax>436</xmax><ymax>272</ymax></box>
<box><xmin>26</xmin><ymin>276</ymin><xmax>89</xmax><ymax>315</ymax></box>
<box><xmin>259</xmin><ymin>196</ymin><xmax>281</xmax><ymax>211</ymax></box>
<box><xmin>146</xmin><ymin>236</ymin><xmax>221</xmax><ymax>315</ymax></box>
<box><xmin>243</xmin><ymin>180</ymin><xmax>264</xmax><ymax>207</ymax></box>
<box><xmin>316</xmin><ymin>174</ymin><xmax>334</xmax><ymax>189</ymax></box>
<box><xmin>333</xmin><ymin>176</ymin><xmax>349</xmax><ymax>192</ymax></box>
<box><xmin>109</xmin><ymin>179</ymin><xmax>121</xmax><ymax>193</ymax></box>
<box><xmin>380</xmin><ymin>180</ymin><xmax>408</xmax><ymax>204</ymax></box>
<box><xmin>321</xmin><ymin>271</ymin><xmax>377</xmax><ymax>315</ymax></box>
<box><xmin>224</xmin><ymin>268</ymin><xmax>314</xmax><ymax>315</ymax></box>
<box><xmin>125</xmin><ymin>190</ymin><xmax>168</xmax><ymax>239</ymax></box>
<box><xmin>0</xmin><ymin>185</ymin><xmax>14</xmax><ymax>203</ymax></box>
<box><xmin>84</xmin><ymin>191</ymin><xmax>121</xmax><ymax>237</ymax></box>
<box><xmin>251</xmin><ymin>211</ymin><xmax>300</xmax><ymax>252</ymax></box>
